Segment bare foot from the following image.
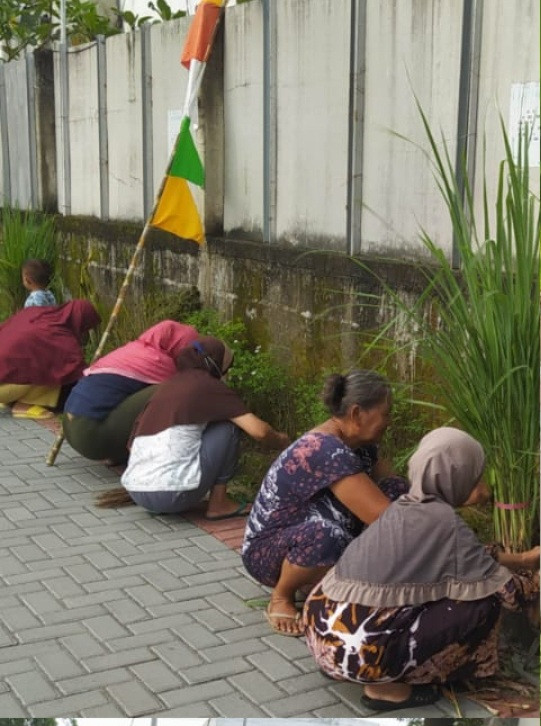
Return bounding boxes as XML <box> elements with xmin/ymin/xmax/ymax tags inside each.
<box><xmin>204</xmin><ymin>497</ymin><xmax>249</xmax><ymax>520</ymax></box>
<box><xmin>265</xmin><ymin>596</ymin><xmax>304</xmax><ymax>636</ymax></box>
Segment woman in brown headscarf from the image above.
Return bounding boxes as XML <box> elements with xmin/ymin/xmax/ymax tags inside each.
<box><xmin>303</xmin><ymin>427</ymin><xmax>540</xmax><ymax>712</ymax></box>
<box><xmin>117</xmin><ymin>336</ymin><xmax>290</xmax><ymax>519</ymax></box>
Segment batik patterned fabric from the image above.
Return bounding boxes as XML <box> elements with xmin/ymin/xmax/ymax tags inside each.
<box><xmin>241</xmin><ymin>432</ymin><xmax>408</xmax><ymax>587</ymax></box>
<box><xmin>303</xmin><ymin>571</ymin><xmax>538</xmax><ymax>684</ymax></box>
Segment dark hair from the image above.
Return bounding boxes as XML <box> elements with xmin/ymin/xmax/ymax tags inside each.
<box><xmin>22</xmin><ymin>258</ymin><xmax>52</xmax><ymax>287</ymax></box>
<box><xmin>322</xmin><ymin>369</ymin><xmax>391</xmax><ymax>417</ymax></box>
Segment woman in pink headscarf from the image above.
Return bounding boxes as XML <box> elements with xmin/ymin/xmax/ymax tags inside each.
<box><xmin>63</xmin><ymin>320</ymin><xmax>198</xmax><ymax>464</ymax></box>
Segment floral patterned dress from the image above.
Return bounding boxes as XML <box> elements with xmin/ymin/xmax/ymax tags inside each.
<box><xmin>303</xmin><ymin>566</ymin><xmax>539</xmax><ymax>684</ymax></box>
<box><xmin>242</xmin><ymin>432</ymin><xmax>408</xmax><ymax>587</ymax></box>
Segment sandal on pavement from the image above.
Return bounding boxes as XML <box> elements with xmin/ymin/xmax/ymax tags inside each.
<box><xmin>12</xmin><ymin>405</ymin><xmax>54</xmax><ymax>420</ymax></box>
<box><xmin>265</xmin><ymin>605</ymin><xmax>305</xmax><ymax>637</ymax></box>
<box><xmin>204</xmin><ymin>500</ymin><xmax>250</xmax><ymax>521</ymax></box>
<box><xmin>361</xmin><ymin>684</ymin><xmax>440</xmax><ymax>712</ymax></box>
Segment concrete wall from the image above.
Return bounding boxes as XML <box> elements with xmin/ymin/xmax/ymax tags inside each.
<box><xmin>1</xmin><ymin>0</ymin><xmax>539</xmax><ymax>262</ymax></box>
<box><xmin>68</xmin><ymin>42</ymin><xmax>101</xmax><ymax>217</ymax></box>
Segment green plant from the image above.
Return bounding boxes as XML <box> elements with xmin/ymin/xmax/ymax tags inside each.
<box><xmin>0</xmin><ymin>207</ymin><xmax>59</xmax><ymax>318</ymax></box>
<box><xmin>359</xmin><ymin>114</ymin><xmax>539</xmax><ymax>552</ymax></box>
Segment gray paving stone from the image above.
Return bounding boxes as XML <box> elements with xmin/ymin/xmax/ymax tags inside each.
<box><xmin>203</xmin><ymin>638</ymin><xmax>268</xmax><ymax>662</ymax></box>
<box><xmin>151</xmin><ymin>641</ymin><xmax>204</xmax><ymax>670</ymax></box>
<box><xmin>84</xmin><ymin>647</ymin><xmax>157</xmax><ymax>671</ymax></box>
<box><xmin>263</xmin><ymin>688</ymin><xmax>339</xmax><ymax>716</ymax></box>
<box><xmin>7</xmin><ymin>669</ymin><xmax>59</xmax><ymax>704</ymax></box>
<box><xmin>229</xmin><ymin>670</ymin><xmax>284</xmax><ymax>703</ymax></box>
<box><xmin>28</xmin><ymin>689</ymin><xmax>108</xmax><ymax>715</ymax></box>
<box><xmin>129</xmin><ymin>612</ymin><xmax>193</xmax><ymax>635</ymax></box>
<box><xmin>130</xmin><ymin>659</ymin><xmax>185</xmax><ymax>692</ymax></box>
<box><xmin>107</xmin><ymin>679</ymin><xmax>162</xmax><ymax>715</ymax></box>
<box><xmin>126</xmin><ymin>583</ymin><xmax>170</xmax><ymax>607</ymax></box>
<box><xmin>164</xmin><ymin>582</ymin><xmax>226</xmax><ymax>602</ymax></box>
<box><xmin>61</xmin><ymin>632</ymin><xmax>108</xmax><ymax>659</ymax></box>
<box><xmin>83</xmin><ymin>613</ymin><xmax>131</xmax><ymax>641</ymax></box>
<box><xmin>173</xmin><ymin>622</ymin><xmax>224</xmax><ymax>649</ymax></box>
<box><xmin>247</xmin><ymin>650</ymin><xmax>302</xmax><ymax>681</ymax></box>
<box><xmin>182</xmin><ymin>656</ymin><xmax>253</xmax><ymax>684</ymax></box>
<box><xmin>1</xmin><ymin>604</ymin><xmax>42</xmax><ymax>631</ymax></box>
<box><xmin>0</xmin><ymin>658</ymin><xmax>34</xmax><ymax>677</ymax></box>
<box><xmin>58</xmin><ymin>666</ymin><xmax>133</xmax><ymax>694</ymax></box>
<box><xmin>104</xmin><ymin>597</ymin><xmax>150</xmax><ymax>624</ymax></box>
<box><xmin>0</xmin><ymin>692</ymin><xmax>26</xmax><ymax>715</ymax></box>
<box><xmin>211</xmin><ymin>692</ymin><xmax>269</xmax><ymax>716</ymax></box>
<box><xmin>106</xmin><ymin>628</ymin><xmax>173</xmax><ymax>652</ymax></box>
<box><xmin>193</xmin><ymin>607</ymin><xmax>239</xmax><ymax>632</ymax></box>
<box><xmin>40</xmin><ymin>604</ymin><xmax>108</xmax><ymax>626</ymax></box>
<box><xmin>21</xmin><ymin>590</ymin><xmax>62</xmax><ymax>615</ymax></box>
<box><xmin>35</xmin><ymin>649</ymin><xmax>86</xmax><ymax>680</ymax></box>
<box><xmin>159</xmin><ymin>679</ymin><xmax>233</xmax><ymax>708</ymax></box>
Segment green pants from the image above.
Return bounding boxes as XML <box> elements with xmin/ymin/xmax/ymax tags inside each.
<box><xmin>63</xmin><ymin>385</ymin><xmax>157</xmax><ymax>464</ymax></box>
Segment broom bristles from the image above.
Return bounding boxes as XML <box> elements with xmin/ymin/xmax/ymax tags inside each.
<box><xmin>95</xmin><ymin>487</ymin><xmax>135</xmax><ymax>508</ymax></box>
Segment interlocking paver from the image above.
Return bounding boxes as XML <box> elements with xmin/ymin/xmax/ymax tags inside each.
<box><xmin>0</xmin><ymin>416</ymin><xmax>494</xmax><ymax>716</ymax></box>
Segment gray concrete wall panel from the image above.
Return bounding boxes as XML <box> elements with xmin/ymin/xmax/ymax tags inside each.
<box><xmin>224</xmin><ymin>2</ymin><xmax>265</xmax><ymax>239</ymax></box>
<box><xmin>4</xmin><ymin>58</ymin><xmax>32</xmax><ymax>208</ymax></box>
<box><xmin>275</xmin><ymin>0</ymin><xmax>350</xmax><ymax>249</ymax></box>
<box><xmin>473</xmin><ymin>0</ymin><xmax>540</xmax><ymax>230</ymax></box>
<box><xmin>361</xmin><ymin>0</ymin><xmax>463</xmax><ymax>260</ymax></box>
<box><xmin>69</xmin><ymin>43</ymin><xmax>101</xmax><ymax>217</ymax></box>
<box><xmin>106</xmin><ymin>30</ymin><xmax>144</xmax><ymax>220</ymax></box>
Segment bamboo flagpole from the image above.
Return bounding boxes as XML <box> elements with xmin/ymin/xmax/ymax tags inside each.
<box><xmin>46</xmin><ymin>0</ymin><xmax>226</xmax><ymax>466</ymax></box>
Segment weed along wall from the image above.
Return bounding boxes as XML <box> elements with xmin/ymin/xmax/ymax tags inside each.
<box><xmin>56</xmin><ymin>216</ymin><xmax>431</xmax><ymax>377</ymax></box>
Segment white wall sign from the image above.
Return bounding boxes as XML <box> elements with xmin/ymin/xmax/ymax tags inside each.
<box><xmin>509</xmin><ymin>81</ymin><xmax>540</xmax><ymax>167</ymax></box>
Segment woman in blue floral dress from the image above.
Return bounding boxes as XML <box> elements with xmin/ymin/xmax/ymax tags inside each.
<box><xmin>242</xmin><ymin>370</ymin><xmax>409</xmax><ymax>636</ymax></box>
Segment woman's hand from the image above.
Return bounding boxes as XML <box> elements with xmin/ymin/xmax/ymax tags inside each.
<box><xmin>498</xmin><ymin>545</ymin><xmax>540</xmax><ymax>571</ymax></box>
<box><xmin>519</xmin><ymin>545</ymin><xmax>540</xmax><ymax>571</ymax></box>
<box><xmin>231</xmin><ymin>413</ymin><xmax>290</xmax><ymax>450</ymax></box>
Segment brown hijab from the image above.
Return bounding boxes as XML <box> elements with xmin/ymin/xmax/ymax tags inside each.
<box><xmin>320</xmin><ymin>427</ymin><xmax>512</xmax><ymax>607</ymax></box>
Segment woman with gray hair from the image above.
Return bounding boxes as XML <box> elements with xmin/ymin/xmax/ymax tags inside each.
<box><xmin>242</xmin><ymin>369</ymin><xmax>409</xmax><ymax>636</ymax></box>
<box><xmin>303</xmin><ymin>427</ymin><xmax>540</xmax><ymax>711</ymax></box>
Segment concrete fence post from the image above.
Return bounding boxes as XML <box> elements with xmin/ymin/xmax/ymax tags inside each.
<box><xmin>141</xmin><ymin>22</ymin><xmax>154</xmax><ymax>220</ymax></box>
<box><xmin>97</xmin><ymin>35</ymin><xmax>109</xmax><ymax>220</ymax></box>
<box><xmin>347</xmin><ymin>0</ymin><xmax>368</xmax><ymax>255</ymax></box>
<box><xmin>263</xmin><ymin>0</ymin><xmax>277</xmax><ymax>245</ymax></box>
<box><xmin>453</xmin><ymin>0</ymin><xmax>483</xmax><ymax>267</ymax></box>
<box><xmin>0</xmin><ymin>63</ymin><xmax>11</xmax><ymax>206</ymax></box>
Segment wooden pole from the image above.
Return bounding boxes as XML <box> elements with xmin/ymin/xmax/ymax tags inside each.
<box><xmin>45</xmin><ymin>153</ymin><xmax>176</xmax><ymax>466</ymax></box>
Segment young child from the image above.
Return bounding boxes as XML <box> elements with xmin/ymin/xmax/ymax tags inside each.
<box><xmin>21</xmin><ymin>259</ymin><xmax>57</xmax><ymax>308</ymax></box>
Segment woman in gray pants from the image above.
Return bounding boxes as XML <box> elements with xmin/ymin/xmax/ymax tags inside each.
<box><xmin>116</xmin><ymin>336</ymin><xmax>290</xmax><ymax>520</ymax></box>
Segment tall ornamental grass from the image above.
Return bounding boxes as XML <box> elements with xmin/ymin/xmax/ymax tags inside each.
<box><xmin>0</xmin><ymin>207</ymin><xmax>58</xmax><ymax>319</ymax></box>
<box><xmin>362</xmin><ymin>110</ymin><xmax>539</xmax><ymax>552</ymax></box>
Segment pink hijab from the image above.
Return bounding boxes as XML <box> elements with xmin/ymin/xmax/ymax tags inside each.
<box><xmin>85</xmin><ymin>320</ymin><xmax>198</xmax><ymax>384</ymax></box>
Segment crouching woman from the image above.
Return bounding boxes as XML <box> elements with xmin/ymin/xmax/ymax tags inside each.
<box><xmin>303</xmin><ymin>427</ymin><xmax>540</xmax><ymax>712</ymax></box>
<box><xmin>99</xmin><ymin>336</ymin><xmax>289</xmax><ymax>520</ymax></box>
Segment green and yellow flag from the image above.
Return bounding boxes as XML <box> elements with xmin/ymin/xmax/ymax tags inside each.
<box><xmin>150</xmin><ymin>0</ymin><xmax>224</xmax><ymax>245</ymax></box>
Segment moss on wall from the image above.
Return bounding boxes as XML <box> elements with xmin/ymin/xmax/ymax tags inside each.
<box><xmin>54</xmin><ymin>215</ymin><xmax>435</xmax><ymax>378</ymax></box>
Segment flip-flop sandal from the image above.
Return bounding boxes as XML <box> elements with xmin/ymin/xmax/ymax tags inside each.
<box><xmin>265</xmin><ymin>605</ymin><xmax>305</xmax><ymax>637</ymax></box>
<box><xmin>361</xmin><ymin>684</ymin><xmax>440</xmax><ymax>712</ymax></box>
<box><xmin>12</xmin><ymin>405</ymin><xmax>54</xmax><ymax>420</ymax></box>
<box><xmin>203</xmin><ymin>500</ymin><xmax>250</xmax><ymax>521</ymax></box>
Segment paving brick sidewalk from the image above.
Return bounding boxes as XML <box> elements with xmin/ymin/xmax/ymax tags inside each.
<box><xmin>0</xmin><ymin>414</ymin><xmax>493</xmax><ymax>717</ymax></box>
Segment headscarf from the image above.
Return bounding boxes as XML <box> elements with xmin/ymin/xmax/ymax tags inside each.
<box><xmin>320</xmin><ymin>427</ymin><xmax>513</xmax><ymax>607</ymax></box>
<box><xmin>131</xmin><ymin>335</ymin><xmax>245</xmax><ymax>439</ymax></box>
<box><xmin>86</xmin><ymin>320</ymin><xmax>198</xmax><ymax>384</ymax></box>
<box><xmin>0</xmin><ymin>300</ymin><xmax>100</xmax><ymax>386</ymax></box>
<box><xmin>175</xmin><ymin>335</ymin><xmax>234</xmax><ymax>377</ymax></box>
